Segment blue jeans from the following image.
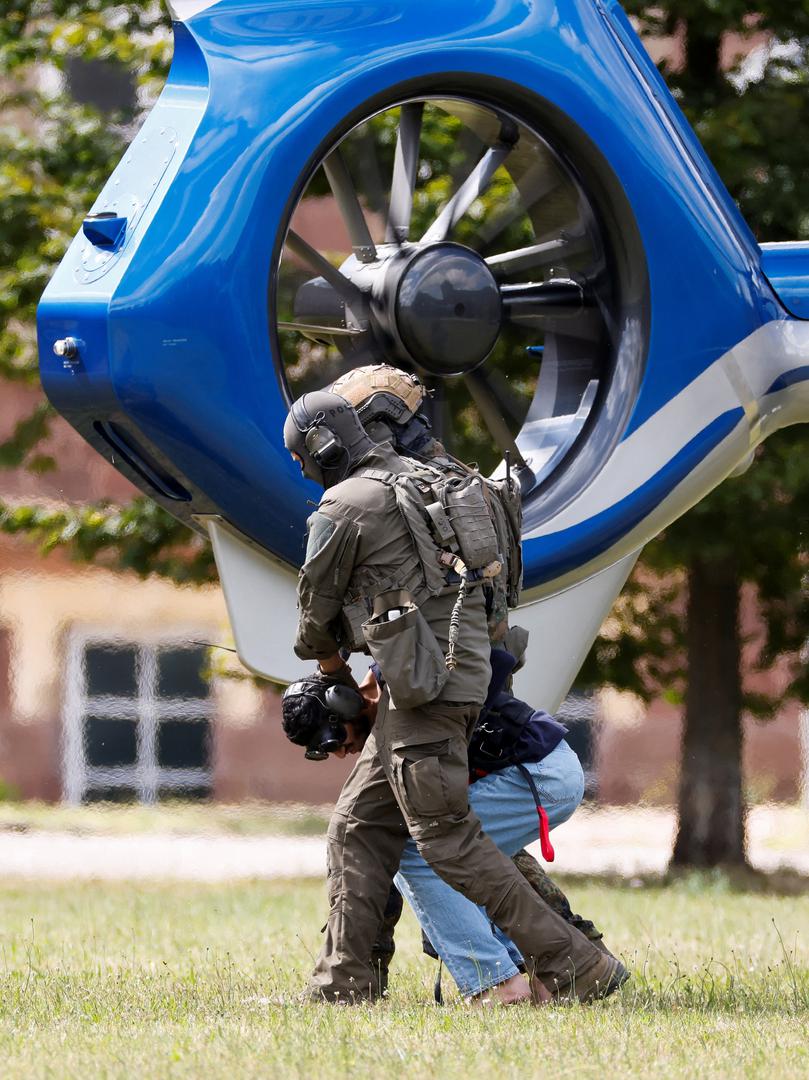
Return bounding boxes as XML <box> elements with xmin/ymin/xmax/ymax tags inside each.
<box><xmin>394</xmin><ymin>739</ymin><xmax>585</xmax><ymax>998</ymax></box>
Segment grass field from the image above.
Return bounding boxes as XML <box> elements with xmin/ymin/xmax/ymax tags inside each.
<box><xmin>0</xmin><ymin>800</ymin><xmax>331</xmax><ymax>837</ymax></box>
<box><xmin>0</xmin><ymin>874</ymin><xmax>806</xmax><ymax>1079</ymax></box>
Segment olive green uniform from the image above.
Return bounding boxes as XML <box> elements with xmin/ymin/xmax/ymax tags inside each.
<box><xmin>294</xmin><ymin>445</ymin><xmax>491</xmax><ymax>700</ymax></box>
<box><xmin>296</xmin><ymin>444</ymin><xmax>604</xmax><ymax>1001</ymax></box>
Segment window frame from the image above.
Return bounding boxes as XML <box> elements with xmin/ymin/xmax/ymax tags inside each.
<box><xmin>63</xmin><ymin>627</ymin><xmax>216</xmax><ymax>804</ymax></box>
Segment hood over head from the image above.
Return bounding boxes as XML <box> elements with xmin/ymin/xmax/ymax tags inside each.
<box><xmin>283</xmin><ymin>389</ymin><xmax>376</xmax><ymax>488</ymax></box>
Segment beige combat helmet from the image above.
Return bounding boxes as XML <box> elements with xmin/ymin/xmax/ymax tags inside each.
<box><xmin>330</xmin><ymin>364</ymin><xmax>426</xmax><ymax>426</ymax></box>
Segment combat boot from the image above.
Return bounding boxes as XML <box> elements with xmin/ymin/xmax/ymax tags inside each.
<box><xmin>513</xmin><ymin>849</ymin><xmax>627</xmax><ymax>986</ymax></box>
<box><xmin>536</xmin><ymin>951</ymin><xmax>629</xmax><ymax>1004</ymax></box>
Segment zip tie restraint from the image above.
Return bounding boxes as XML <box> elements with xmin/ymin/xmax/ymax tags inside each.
<box><xmin>515</xmin><ymin>762</ymin><xmax>555</xmax><ymax>862</ymax></box>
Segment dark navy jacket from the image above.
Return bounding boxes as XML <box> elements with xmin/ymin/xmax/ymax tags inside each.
<box><xmin>467</xmin><ymin>648</ymin><xmax>567</xmax><ymax>777</ymax></box>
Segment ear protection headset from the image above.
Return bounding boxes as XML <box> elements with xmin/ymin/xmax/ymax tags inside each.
<box><xmin>292</xmin><ymin>399</ymin><xmax>346</xmax><ymax>469</ymax></box>
<box><xmin>281</xmin><ymin>679</ymin><xmax>364</xmax><ymax>760</ymax></box>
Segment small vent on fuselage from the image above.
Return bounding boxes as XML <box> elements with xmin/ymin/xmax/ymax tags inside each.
<box><xmin>93</xmin><ymin>420</ymin><xmax>191</xmax><ymax>502</ymax></box>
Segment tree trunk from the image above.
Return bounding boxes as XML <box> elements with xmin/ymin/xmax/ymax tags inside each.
<box><xmin>684</xmin><ymin>23</ymin><xmax>721</xmax><ymax>90</ymax></box>
<box><xmin>671</xmin><ymin>556</ymin><xmax>748</xmax><ymax>868</ymax></box>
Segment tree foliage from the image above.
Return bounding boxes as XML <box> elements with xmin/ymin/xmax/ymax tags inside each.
<box><xmin>0</xmin><ymin>2</ymin><xmax>191</xmax><ymax>577</ymax></box>
<box><xmin>582</xmin><ymin>425</ymin><xmax>809</xmax><ymax>716</ymax></box>
<box><xmin>0</xmin><ymin>495</ymin><xmax>214</xmax><ymax>583</ymax></box>
<box><xmin>626</xmin><ymin>3</ymin><xmax>809</xmax><ymax>241</ymax></box>
<box><xmin>583</xmin><ymin>6</ymin><xmax>809</xmax><ymax>724</ymax></box>
<box><xmin>1</xmin><ymin>3</ymin><xmax>171</xmax><ymax>365</ymax></box>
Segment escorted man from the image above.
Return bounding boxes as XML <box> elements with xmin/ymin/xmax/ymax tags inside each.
<box><xmin>283</xmin><ymin>389</ymin><xmax>625</xmax><ymax>1003</ymax></box>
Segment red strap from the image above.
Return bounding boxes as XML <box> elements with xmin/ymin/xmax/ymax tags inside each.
<box><xmin>537</xmin><ymin>805</ymin><xmax>555</xmax><ymax>862</ymax></box>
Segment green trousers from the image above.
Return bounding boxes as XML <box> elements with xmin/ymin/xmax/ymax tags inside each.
<box><xmin>307</xmin><ymin>693</ymin><xmax>604</xmax><ymax>1001</ymax></box>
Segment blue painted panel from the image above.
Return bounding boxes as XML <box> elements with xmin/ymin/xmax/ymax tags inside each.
<box><xmin>524</xmin><ymin>407</ymin><xmax>745</xmax><ymax>583</ymax></box>
<box><xmin>766</xmin><ymin>366</ymin><xmax>809</xmax><ymax>396</ymax></box>
<box><xmin>760</xmin><ymin>243</ymin><xmax>809</xmax><ymax>320</ymax></box>
<box><xmin>37</xmin><ymin>0</ymin><xmax>800</xmax><ymax>589</ymax></box>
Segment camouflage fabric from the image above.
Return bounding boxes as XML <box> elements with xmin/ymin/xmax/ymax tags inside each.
<box><xmin>331</xmin><ymin>365</ymin><xmax>426</xmax><ymax>419</ymax></box>
<box><xmin>511</xmin><ymin>849</ymin><xmax>604</xmax><ymax>943</ymax></box>
<box><xmin>418</xmin><ymin>849</ymin><xmax>605</xmax><ymax>963</ymax></box>
<box><xmin>307</xmin><ymin>696</ymin><xmax>605</xmax><ymax>1002</ymax></box>
<box><xmin>486</xmin><ymin>586</ymin><xmax>510</xmax><ymax>645</ymax></box>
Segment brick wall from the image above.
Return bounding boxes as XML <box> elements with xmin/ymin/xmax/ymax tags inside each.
<box><xmin>0</xmin><ymin>620</ymin><xmax>62</xmax><ymax>799</ymax></box>
<box><xmin>212</xmin><ymin>689</ymin><xmax>354</xmax><ymax>803</ymax></box>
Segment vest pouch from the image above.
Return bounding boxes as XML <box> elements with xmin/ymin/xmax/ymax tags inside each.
<box><xmin>484</xmin><ymin>476</ymin><xmax>523</xmax><ymax>607</ymax></box>
<box><xmin>341</xmin><ymin>596</ymin><xmax>372</xmax><ymax>652</ymax></box>
<box><xmin>442</xmin><ymin>476</ymin><xmax>500</xmax><ymax>571</ymax></box>
<box><xmin>362</xmin><ymin>601</ymin><xmax>448</xmax><ymax>710</ymax></box>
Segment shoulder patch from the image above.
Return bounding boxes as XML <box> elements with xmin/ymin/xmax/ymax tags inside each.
<box><xmin>306</xmin><ymin>511</ymin><xmax>337</xmax><ymax>558</ymax></box>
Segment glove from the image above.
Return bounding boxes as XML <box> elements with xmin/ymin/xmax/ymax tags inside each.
<box><xmin>314</xmin><ymin>658</ymin><xmax>359</xmax><ymax>691</ymax></box>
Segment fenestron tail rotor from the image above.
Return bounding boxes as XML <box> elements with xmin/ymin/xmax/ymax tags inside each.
<box><xmin>274</xmin><ymin>95</ymin><xmax>618</xmax><ymax>491</ymax></box>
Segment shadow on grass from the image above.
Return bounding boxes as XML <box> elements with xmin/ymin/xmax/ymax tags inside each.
<box><xmin>555</xmin><ymin>865</ymin><xmax>809</xmax><ymax>896</ymax></box>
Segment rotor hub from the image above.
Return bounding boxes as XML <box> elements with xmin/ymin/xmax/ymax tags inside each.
<box><xmin>393</xmin><ymin>243</ymin><xmax>501</xmax><ymax>376</ymax></box>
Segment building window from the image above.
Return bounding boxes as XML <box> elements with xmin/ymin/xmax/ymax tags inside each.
<box><xmin>63</xmin><ymin>634</ymin><xmax>213</xmax><ymax>804</ymax></box>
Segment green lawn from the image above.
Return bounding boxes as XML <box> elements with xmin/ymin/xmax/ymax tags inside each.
<box><xmin>0</xmin><ymin>800</ymin><xmax>331</xmax><ymax>837</ymax></box>
<box><xmin>0</xmin><ymin>876</ymin><xmax>806</xmax><ymax>1079</ymax></box>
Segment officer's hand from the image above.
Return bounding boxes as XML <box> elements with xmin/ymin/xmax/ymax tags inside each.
<box><xmin>357</xmin><ymin>668</ymin><xmax>381</xmax><ymax>728</ymax></box>
<box><xmin>315</xmin><ymin>654</ymin><xmax>359</xmax><ymax>691</ymax></box>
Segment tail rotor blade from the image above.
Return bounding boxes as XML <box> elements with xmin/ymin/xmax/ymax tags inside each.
<box><xmin>486</xmin><ymin>231</ymin><xmax>590</xmax><ymax>277</ymax></box>
<box><xmin>386</xmin><ymin>102</ymin><xmax>424</xmax><ymax>244</ymax></box>
<box><xmin>421</xmin><ymin>140</ymin><xmax>514</xmax><ymax>245</ymax></box>
<box><xmin>323</xmin><ymin>149</ymin><xmax>377</xmax><ymax>263</ymax></box>
<box><xmin>464</xmin><ymin>368</ymin><xmax>530</xmax><ymax>471</ymax></box>
<box><xmin>284</xmin><ymin>230</ymin><xmax>366</xmax><ymax>307</ymax></box>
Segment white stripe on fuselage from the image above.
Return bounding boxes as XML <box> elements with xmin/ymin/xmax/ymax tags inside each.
<box><xmin>526</xmin><ymin>319</ymin><xmax>809</xmax><ymax>539</ymax></box>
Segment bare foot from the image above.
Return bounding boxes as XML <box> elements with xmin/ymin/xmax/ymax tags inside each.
<box><xmin>529</xmin><ymin>974</ymin><xmax>553</xmax><ymax>1006</ymax></box>
<box><xmin>467</xmin><ymin>973</ymin><xmax>532</xmax><ymax>1007</ymax></box>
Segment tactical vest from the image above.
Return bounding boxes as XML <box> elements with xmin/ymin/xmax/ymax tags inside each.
<box><xmin>417</xmin><ymin>454</ymin><xmax>524</xmax><ymax>634</ymax></box>
<box><xmin>472</xmin><ymin>474</ymin><xmax>517</xmax><ymax>643</ymax></box>
<box><xmin>339</xmin><ymin>458</ymin><xmax>522</xmax><ymax>651</ymax></box>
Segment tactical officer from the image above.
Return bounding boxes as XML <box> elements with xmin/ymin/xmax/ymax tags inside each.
<box><xmin>284</xmin><ymin>389</ymin><xmax>624</xmax><ymax>1003</ymax></box>
<box><xmin>324</xmin><ymin>365</ymin><xmax>626</xmax><ymax>992</ymax></box>
<box><xmin>330</xmin><ymin>363</ymin><xmax>522</xmax><ymax>645</ymax></box>
<box><xmin>282</xmin><ymin>657</ymin><xmax>618</xmax><ymax>1005</ymax></box>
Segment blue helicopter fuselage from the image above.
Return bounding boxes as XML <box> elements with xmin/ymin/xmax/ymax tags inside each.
<box><xmin>37</xmin><ymin>1</ymin><xmax>809</xmax><ymax>696</ymax></box>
